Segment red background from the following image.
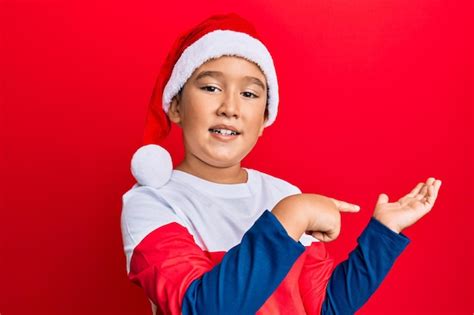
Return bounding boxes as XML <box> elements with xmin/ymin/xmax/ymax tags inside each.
<box><xmin>1</xmin><ymin>0</ymin><xmax>472</xmax><ymax>314</ymax></box>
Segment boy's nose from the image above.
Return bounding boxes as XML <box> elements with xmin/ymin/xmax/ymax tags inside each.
<box><xmin>217</xmin><ymin>92</ymin><xmax>240</xmax><ymax>119</ymax></box>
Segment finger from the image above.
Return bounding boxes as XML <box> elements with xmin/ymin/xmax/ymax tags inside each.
<box><xmin>376</xmin><ymin>193</ymin><xmax>389</xmax><ymax>206</ymax></box>
<box><xmin>339</xmin><ymin>201</ymin><xmax>361</xmax><ymax>212</ymax></box>
<box><xmin>312</xmin><ymin>231</ymin><xmax>322</xmax><ymax>240</ymax></box>
<box><xmin>425</xmin><ymin>185</ymin><xmax>436</xmax><ymax>208</ymax></box>
<box><xmin>329</xmin><ymin>198</ymin><xmax>360</xmax><ymax>212</ymax></box>
<box><xmin>419</xmin><ymin>183</ymin><xmax>429</xmax><ymax>198</ymax></box>
<box><xmin>430</xmin><ymin>179</ymin><xmax>442</xmax><ymax>201</ymax></box>
<box><xmin>415</xmin><ymin>189</ymin><xmax>426</xmax><ymax>201</ymax></box>
<box><xmin>407</xmin><ymin>182</ymin><xmax>424</xmax><ymax>197</ymax></box>
<box><xmin>426</xmin><ymin>177</ymin><xmax>436</xmax><ymax>185</ymax></box>
<box><xmin>421</xmin><ymin>177</ymin><xmax>436</xmax><ymax>195</ymax></box>
<box><xmin>312</xmin><ymin>231</ymin><xmax>327</xmax><ymax>242</ymax></box>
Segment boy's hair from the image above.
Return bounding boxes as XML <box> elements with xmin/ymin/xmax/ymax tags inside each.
<box><xmin>143</xmin><ymin>13</ymin><xmax>279</xmax><ymax>145</ymax></box>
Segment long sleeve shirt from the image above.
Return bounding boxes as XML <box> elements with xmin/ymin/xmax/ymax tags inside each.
<box><xmin>121</xmin><ymin>168</ymin><xmax>410</xmax><ymax>314</ymax></box>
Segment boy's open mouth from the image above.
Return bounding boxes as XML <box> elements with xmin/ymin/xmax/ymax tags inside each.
<box><xmin>209</xmin><ymin>128</ymin><xmax>241</xmax><ymax>136</ymax></box>
<box><xmin>208</xmin><ymin>124</ymin><xmax>241</xmax><ymax>136</ymax></box>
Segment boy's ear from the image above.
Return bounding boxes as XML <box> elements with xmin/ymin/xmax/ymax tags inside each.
<box><xmin>167</xmin><ymin>95</ymin><xmax>182</xmax><ymax>126</ymax></box>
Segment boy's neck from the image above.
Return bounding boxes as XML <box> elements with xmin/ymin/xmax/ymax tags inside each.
<box><xmin>175</xmin><ymin>159</ymin><xmax>248</xmax><ymax>184</ymax></box>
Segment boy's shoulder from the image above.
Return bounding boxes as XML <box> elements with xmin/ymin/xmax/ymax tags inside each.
<box><xmin>121</xmin><ymin>183</ymin><xmax>175</xmax><ymax>220</ymax></box>
<box><xmin>249</xmin><ymin>168</ymin><xmax>302</xmax><ymax>196</ymax></box>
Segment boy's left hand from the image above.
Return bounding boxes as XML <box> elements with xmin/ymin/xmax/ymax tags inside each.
<box><xmin>373</xmin><ymin>177</ymin><xmax>442</xmax><ymax>233</ymax></box>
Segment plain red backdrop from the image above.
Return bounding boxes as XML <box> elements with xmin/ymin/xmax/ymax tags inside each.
<box><xmin>1</xmin><ymin>0</ymin><xmax>472</xmax><ymax>314</ymax></box>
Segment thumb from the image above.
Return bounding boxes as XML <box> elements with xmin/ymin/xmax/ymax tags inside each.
<box><xmin>312</xmin><ymin>231</ymin><xmax>324</xmax><ymax>241</ymax></box>
<box><xmin>312</xmin><ymin>231</ymin><xmax>331</xmax><ymax>242</ymax></box>
<box><xmin>376</xmin><ymin>193</ymin><xmax>389</xmax><ymax>206</ymax></box>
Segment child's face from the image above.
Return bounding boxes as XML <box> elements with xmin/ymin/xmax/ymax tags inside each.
<box><xmin>168</xmin><ymin>56</ymin><xmax>268</xmax><ymax>168</ymax></box>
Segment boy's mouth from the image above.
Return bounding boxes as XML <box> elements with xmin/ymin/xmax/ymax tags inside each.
<box><xmin>208</xmin><ymin>124</ymin><xmax>241</xmax><ymax>136</ymax></box>
<box><xmin>208</xmin><ymin>128</ymin><xmax>240</xmax><ymax>136</ymax></box>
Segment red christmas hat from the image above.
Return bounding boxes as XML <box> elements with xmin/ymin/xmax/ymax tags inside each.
<box><xmin>143</xmin><ymin>12</ymin><xmax>279</xmax><ymax>145</ymax></box>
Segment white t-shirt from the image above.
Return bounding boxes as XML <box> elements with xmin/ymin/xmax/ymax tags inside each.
<box><xmin>121</xmin><ymin>167</ymin><xmax>318</xmax><ymax>275</ymax></box>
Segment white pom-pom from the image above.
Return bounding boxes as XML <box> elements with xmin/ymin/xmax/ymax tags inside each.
<box><xmin>131</xmin><ymin>144</ymin><xmax>173</xmax><ymax>188</ymax></box>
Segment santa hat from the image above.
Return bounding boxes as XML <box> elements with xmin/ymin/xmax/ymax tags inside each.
<box><xmin>144</xmin><ymin>12</ymin><xmax>279</xmax><ymax>145</ymax></box>
<box><xmin>132</xmin><ymin>13</ymin><xmax>279</xmax><ymax>188</ymax></box>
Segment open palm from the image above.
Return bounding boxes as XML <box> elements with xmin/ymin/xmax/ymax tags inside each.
<box><xmin>373</xmin><ymin>177</ymin><xmax>442</xmax><ymax>233</ymax></box>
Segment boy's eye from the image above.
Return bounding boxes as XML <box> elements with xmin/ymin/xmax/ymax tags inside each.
<box><xmin>200</xmin><ymin>86</ymin><xmax>258</xmax><ymax>98</ymax></box>
<box><xmin>201</xmin><ymin>86</ymin><xmax>220</xmax><ymax>92</ymax></box>
<box><xmin>242</xmin><ymin>91</ymin><xmax>258</xmax><ymax>98</ymax></box>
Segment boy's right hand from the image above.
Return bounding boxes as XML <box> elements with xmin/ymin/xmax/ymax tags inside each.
<box><xmin>309</xmin><ymin>195</ymin><xmax>360</xmax><ymax>242</ymax></box>
<box><xmin>272</xmin><ymin>194</ymin><xmax>360</xmax><ymax>242</ymax></box>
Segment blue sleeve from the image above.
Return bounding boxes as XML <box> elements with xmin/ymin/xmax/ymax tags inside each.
<box><xmin>182</xmin><ymin>209</ymin><xmax>306</xmax><ymax>315</ymax></box>
<box><xmin>321</xmin><ymin>217</ymin><xmax>411</xmax><ymax>314</ymax></box>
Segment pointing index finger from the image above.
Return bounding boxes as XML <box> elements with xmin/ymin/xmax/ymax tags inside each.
<box><xmin>331</xmin><ymin>198</ymin><xmax>360</xmax><ymax>212</ymax></box>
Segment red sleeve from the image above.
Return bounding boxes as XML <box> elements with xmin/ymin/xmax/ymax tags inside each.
<box><xmin>129</xmin><ymin>222</ymin><xmax>214</xmax><ymax>315</ymax></box>
<box><xmin>298</xmin><ymin>241</ymin><xmax>335</xmax><ymax>315</ymax></box>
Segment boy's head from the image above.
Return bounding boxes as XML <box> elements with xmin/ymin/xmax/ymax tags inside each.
<box><xmin>143</xmin><ymin>13</ymin><xmax>280</xmax><ymax>146</ymax></box>
<box><xmin>167</xmin><ymin>55</ymin><xmax>268</xmax><ymax>167</ymax></box>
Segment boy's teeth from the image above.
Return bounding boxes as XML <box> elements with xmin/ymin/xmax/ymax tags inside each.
<box><xmin>210</xmin><ymin>128</ymin><xmax>238</xmax><ymax>136</ymax></box>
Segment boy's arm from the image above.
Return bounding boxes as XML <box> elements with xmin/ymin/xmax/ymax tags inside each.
<box><xmin>320</xmin><ymin>217</ymin><xmax>410</xmax><ymax>314</ymax></box>
<box><xmin>301</xmin><ymin>177</ymin><xmax>441</xmax><ymax>314</ymax></box>
<box><xmin>123</xmin><ymin>187</ymin><xmax>305</xmax><ymax>315</ymax></box>
<box><xmin>181</xmin><ymin>210</ymin><xmax>304</xmax><ymax>314</ymax></box>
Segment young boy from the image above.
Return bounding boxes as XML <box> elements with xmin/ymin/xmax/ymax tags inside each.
<box><xmin>121</xmin><ymin>13</ymin><xmax>442</xmax><ymax>315</ymax></box>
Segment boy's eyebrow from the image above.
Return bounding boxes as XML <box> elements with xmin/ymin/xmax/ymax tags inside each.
<box><xmin>195</xmin><ymin>70</ymin><xmax>266</xmax><ymax>90</ymax></box>
<box><xmin>245</xmin><ymin>76</ymin><xmax>266</xmax><ymax>90</ymax></box>
<box><xmin>195</xmin><ymin>71</ymin><xmax>224</xmax><ymax>81</ymax></box>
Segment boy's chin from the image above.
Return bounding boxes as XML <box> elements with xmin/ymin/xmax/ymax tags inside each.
<box><xmin>202</xmin><ymin>152</ymin><xmax>245</xmax><ymax>168</ymax></box>
<box><xmin>207</xmin><ymin>157</ymin><xmax>243</xmax><ymax>168</ymax></box>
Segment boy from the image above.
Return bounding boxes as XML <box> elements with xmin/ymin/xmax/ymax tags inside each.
<box><xmin>121</xmin><ymin>13</ymin><xmax>442</xmax><ymax>314</ymax></box>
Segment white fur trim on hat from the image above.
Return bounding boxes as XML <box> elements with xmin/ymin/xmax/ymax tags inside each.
<box><xmin>162</xmin><ymin>29</ymin><xmax>279</xmax><ymax>127</ymax></box>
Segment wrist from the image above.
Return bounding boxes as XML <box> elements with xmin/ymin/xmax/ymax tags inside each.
<box><xmin>372</xmin><ymin>215</ymin><xmax>401</xmax><ymax>234</ymax></box>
